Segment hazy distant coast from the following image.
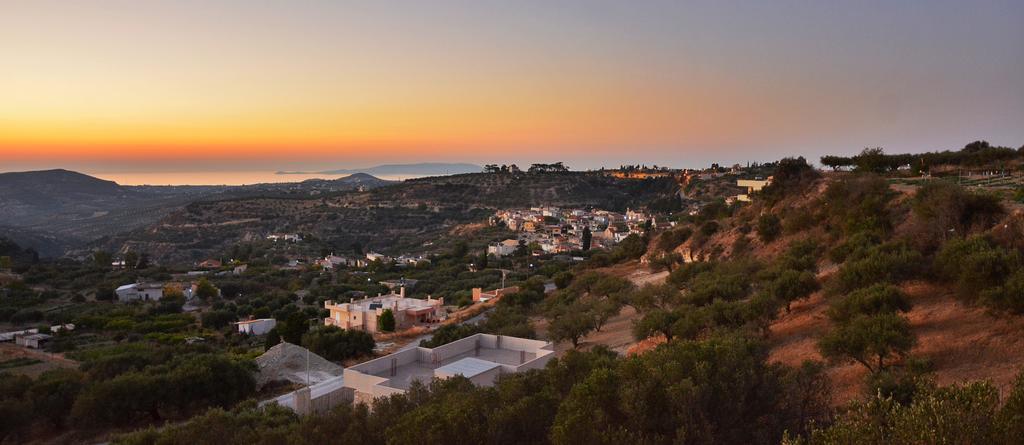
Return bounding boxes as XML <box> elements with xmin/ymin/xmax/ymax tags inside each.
<box><xmin>276</xmin><ymin>162</ymin><xmax>482</xmax><ymax>177</ymax></box>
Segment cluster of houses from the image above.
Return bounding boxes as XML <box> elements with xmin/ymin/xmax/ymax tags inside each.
<box><xmin>488</xmin><ymin>207</ymin><xmax>659</xmax><ymax>255</ymax></box>
<box><xmin>314</xmin><ymin>252</ymin><xmax>431</xmax><ymax>271</ymax></box>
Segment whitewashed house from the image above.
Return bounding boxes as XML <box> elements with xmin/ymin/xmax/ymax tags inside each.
<box><xmin>236</xmin><ymin>318</ymin><xmax>277</xmax><ymax>335</ymax></box>
<box><xmin>115</xmin><ymin>283</ymin><xmax>165</xmax><ymax>302</ymax></box>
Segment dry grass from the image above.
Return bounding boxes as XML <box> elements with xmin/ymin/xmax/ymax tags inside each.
<box><xmin>767</xmin><ymin>281</ymin><xmax>1024</xmax><ymax>405</ymax></box>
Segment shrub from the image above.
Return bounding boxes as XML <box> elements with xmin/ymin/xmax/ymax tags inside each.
<box><xmin>757</xmin><ymin>214</ymin><xmax>782</xmax><ymax>243</ymax></box>
<box><xmin>827</xmin><ymin>284</ymin><xmax>911</xmax><ymax>324</ymax></box>
<box><xmin>766</xmin><ymin>269</ymin><xmax>819</xmax><ymax>312</ymax></box>
<box><xmin>377</xmin><ymin>309</ymin><xmax>396</xmax><ymax>332</ymax></box>
<box><xmin>303</xmin><ymin>326</ymin><xmax>375</xmax><ymax>361</ymax></box>
<box><xmin>818</xmin><ymin>313</ymin><xmax>916</xmax><ymax>373</ymax></box>
<box><xmin>934</xmin><ymin>236</ymin><xmax>1020</xmax><ymax>297</ymax></box>
<box><xmin>830</xmin><ymin>242</ymin><xmax>922</xmax><ymax>294</ymax></box>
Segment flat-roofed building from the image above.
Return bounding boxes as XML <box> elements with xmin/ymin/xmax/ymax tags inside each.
<box><xmin>323</xmin><ymin>287</ymin><xmax>444</xmax><ymax>333</ymax></box>
<box><xmin>115</xmin><ymin>282</ymin><xmax>165</xmax><ymax>302</ymax></box>
<box><xmin>236</xmin><ymin>318</ymin><xmax>277</xmax><ymax>335</ymax></box>
<box><xmin>344</xmin><ymin>333</ymin><xmax>554</xmax><ymax>404</ymax></box>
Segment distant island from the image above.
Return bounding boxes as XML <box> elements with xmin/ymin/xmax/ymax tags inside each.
<box><xmin>277</xmin><ymin>162</ymin><xmax>482</xmax><ymax>177</ymax></box>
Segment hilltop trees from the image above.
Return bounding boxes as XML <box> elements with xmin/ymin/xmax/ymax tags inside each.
<box><xmin>527</xmin><ymin>162</ymin><xmax>570</xmax><ymax>173</ymax></box>
<box><xmin>820</xmin><ymin>155</ymin><xmax>854</xmax><ymax>171</ymax></box>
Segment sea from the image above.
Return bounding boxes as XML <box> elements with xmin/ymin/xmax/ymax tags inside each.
<box><xmin>89</xmin><ymin>170</ymin><xmax>417</xmax><ymax>186</ymax></box>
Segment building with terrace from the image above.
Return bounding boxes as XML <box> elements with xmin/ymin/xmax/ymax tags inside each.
<box><xmin>343</xmin><ymin>333</ymin><xmax>554</xmax><ymax>404</ymax></box>
<box><xmin>323</xmin><ymin>287</ymin><xmax>445</xmax><ymax>334</ymax></box>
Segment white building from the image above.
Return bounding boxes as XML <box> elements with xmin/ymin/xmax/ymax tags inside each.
<box><xmin>344</xmin><ymin>333</ymin><xmax>554</xmax><ymax>404</ymax></box>
<box><xmin>15</xmin><ymin>333</ymin><xmax>51</xmax><ymax>349</ymax></box>
<box><xmin>115</xmin><ymin>283</ymin><xmax>165</xmax><ymax>302</ymax></box>
<box><xmin>365</xmin><ymin>252</ymin><xmax>389</xmax><ymax>263</ymax></box>
<box><xmin>487</xmin><ymin>239</ymin><xmax>520</xmax><ymax>257</ymax></box>
<box><xmin>236</xmin><ymin>318</ymin><xmax>277</xmax><ymax>335</ymax></box>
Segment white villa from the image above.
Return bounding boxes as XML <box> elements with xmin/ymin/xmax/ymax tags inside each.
<box><xmin>115</xmin><ymin>283</ymin><xmax>165</xmax><ymax>302</ymax></box>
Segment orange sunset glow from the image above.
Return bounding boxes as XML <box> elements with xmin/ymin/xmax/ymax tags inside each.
<box><xmin>2</xmin><ymin>1</ymin><xmax>1022</xmax><ymax>184</ymax></box>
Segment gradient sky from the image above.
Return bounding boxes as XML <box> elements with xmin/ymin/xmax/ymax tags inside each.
<box><xmin>2</xmin><ymin>0</ymin><xmax>1023</xmax><ymax>182</ymax></box>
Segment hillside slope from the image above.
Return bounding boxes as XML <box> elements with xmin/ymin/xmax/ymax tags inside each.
<box><xmin>101</xmin><ymin>172</ymin><xmax>680</xmax><ymax>263</ymax></box>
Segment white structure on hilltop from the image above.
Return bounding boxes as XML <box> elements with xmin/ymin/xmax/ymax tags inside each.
<box><xmin>235</xmin><ymin>318</ymin><xmax>277</xmax><ymax>335</ymax></box>
<box><xmin>115</xmin><ymin>283</ymin><xmax>164</xmax><ymax>302</ymax></box>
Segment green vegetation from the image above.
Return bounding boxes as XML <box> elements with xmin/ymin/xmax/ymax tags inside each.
<box><xmin>0</xmin><ymin>357</ymin><xmax>41</xmax><ymax>370</ymax></box>
<box><xmin>301</xmin><ymin>326</ymin><xmax>374</xmax><ymax>362</ymax></box>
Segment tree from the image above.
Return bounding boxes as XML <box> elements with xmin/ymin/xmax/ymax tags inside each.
<box><xmin>820</xmin><ymin>155</ymin><xmax>853</xmax><ymax>171</ymax></box>
<box><xmin>201</xmin><ymin>310</ymin><xmax>236</xmax><ymax>329</ymax></box>
<box><xmin>278</xmin><ymin>312</ymin><xmax>310</xmax><ymax>344</ymax></box>
<box><xmin>195</xmin><ymin>278</ymin><xmax>219</xmax><ymax>300</ymax></box>
<box><xmin>581</xmin><ymin>227</ymin><xmax>592</xmax><ymax>251</ymax></box>
<box><xmin>818</xmin><ymin>313</ymin><xmax>916</xmax><ymax>373</ymax></box>
<box><xmin>303</xmin><ymin>326</ymin><xmax>375</xmax><ymax>361</ymax></box>
<box><xmin>632</xmin><ymin>308</ymin><xmax>680</xmax><ymax>341</ymax></box>
<box><xmin>27</xmin><ymin>369</ymin><xmax>84</xmax><ymax>428</ymax></box>
<box><xmin>92</xmin><ymin>250</ymin><xmax>113</xmax><ymax>268</ymax></box>
<box><xmin>378</xmin><ymin>309</ymin><xmax>396</xmax><ymax>332</ymax></box>
<box><xmin>548</xmin><ymin>304</ymin><xmax>596</xmax><ymax>348</ymax></box>
<box><xmin>757</xmin><ymin>214</ymin><xmax>782</xmax><ymax>243</ymax></box>
<box><xmin>553</xmin><ymin>271</ymin><xmax>574</xmax><ymax>289</ymax></box>
<box><xmin>826</xmin><ymin>284</ymin><xmax>911</xmax><ymax>324</ymax></box>
<box><xmin>264</xmin><ymin>328</ymin><xmax>281</xmax><ymax>350</ymax></box>
<box><xmin>124</xmin><ymin>251</ymin><xmax>139</xmax><ymax>270</ymax></box>
<box><xmin>853</xmin><ymin>147</ymin><xmax>889</xmax><ymax>173</ymax></box>
<box><xmin>0</xmin><ymin>399</ymin><xmax>31</xmax><ymax>444</ymax></box>
<box><xmin>766</xmin><ymin>269</ymin><xmax>819</xmax><ymax>312</ymax></box>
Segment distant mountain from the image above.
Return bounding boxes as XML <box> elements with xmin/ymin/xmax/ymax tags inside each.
<box><xmin>0</xmin><ymin>169</ymin><xmax>398</xmax><ymax>257</ymax></box>
<box><xmin>299</xmin><ymin>172</ymin><xmax>395</xmax><ymax>187</ymax></box>
<box><xmin>278</xmin><ymin>162</ymin><xmax>482</xmax><ymax>177</ymax></box>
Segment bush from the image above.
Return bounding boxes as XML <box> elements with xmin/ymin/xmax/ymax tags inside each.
<box><xmin>303</xmin><ymin>326</ymin><xmax>374</xmax><ymax>361</ymax></box>
<box><xmin>377</xmin><ymin>309</ymin><xmax>396</xmax><ymax>332</ymax></box>
<box><xmin>934</xmin><ymin>236</ymin><xmax>1020</xmax><ymax>297</ymax></box>
<box><xmin>420</xmin><ymin>324</ymin><xmax>480</xmax><ymax>348</ymax></box>
<box><xmin>201</xmin><ymin>310</ymin><xmax>236</xmax><ymax>329</ymax></box>
<box><xmin>830</xmin><ymin>242</ymin><xmax>922</xmax><ymax>294</ymax></box>
<box><xmin>827</xmin><ymin>284</ymin><xmax>911</xmax><ymax>324</ymax></box>
<box><xmin>757</xmin><ymin>214</ymin><xmax>782</xmax><ymax>243</ymax></box>
<box><xmin>766</xmin><ymin>269</ymin><xmax>819</xmax><ymax>312</ymax></box>
<box><xmin>818</xmin><ymin>313</ymin><xmax>916</xmax><ymax>373</ymax></box>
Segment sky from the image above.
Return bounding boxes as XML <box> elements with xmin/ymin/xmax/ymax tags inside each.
<box><xmin>2</xmin><ymin>0</ymin><xmax>1023</xmax><ymax>184</ymax></box>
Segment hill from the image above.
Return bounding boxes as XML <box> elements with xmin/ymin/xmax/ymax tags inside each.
<box><xmin>100</xmin><ymin>171</ymin><xmax>681</xmax><ymax>263</ymax></box>
<box><xmin>0</xmin><ymin>170</ymin><xmax>396</xmax><ymax>257</ymax></box>
<box><xmin>574</xmin><ymin>164</ymin><xmax>1024</xmax><ymax>409</ymax></box>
